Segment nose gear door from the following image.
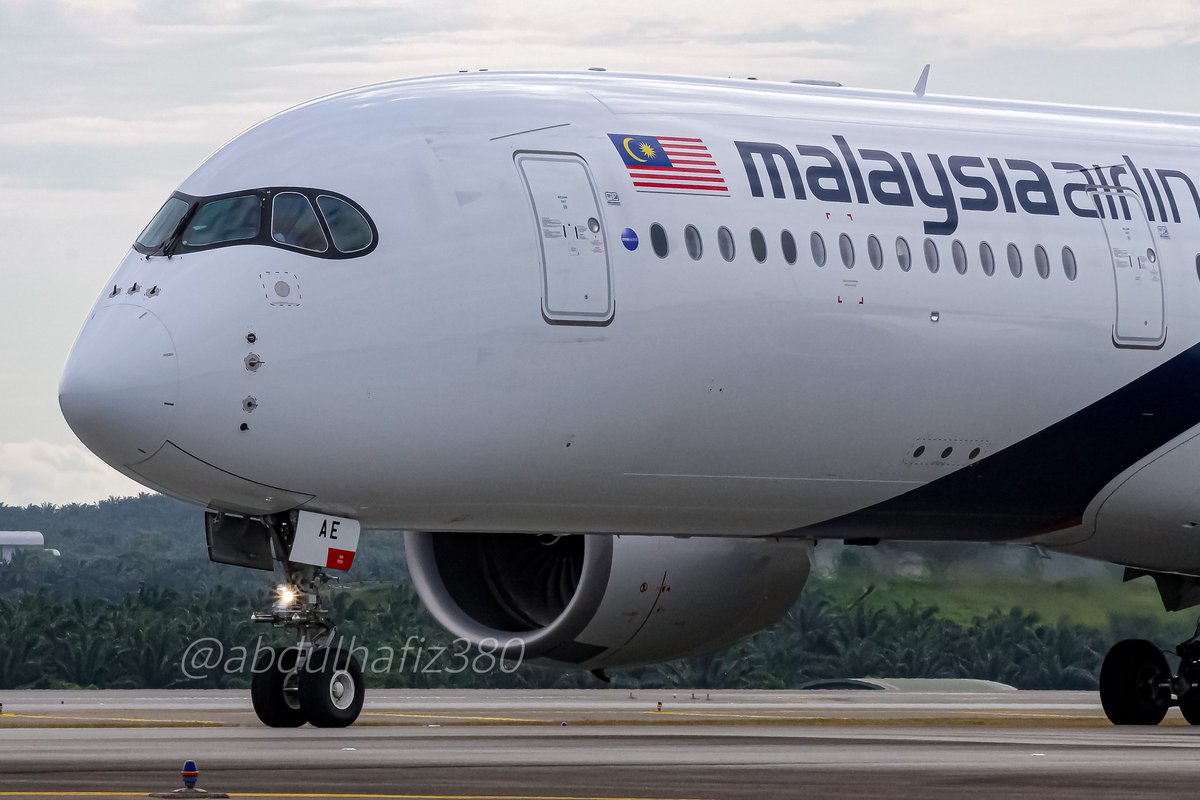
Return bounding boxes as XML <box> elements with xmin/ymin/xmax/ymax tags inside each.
<box><xmin>515</xmin><ymin>152</ymin><xmax>614</xmax><ymax>326</ymax></box>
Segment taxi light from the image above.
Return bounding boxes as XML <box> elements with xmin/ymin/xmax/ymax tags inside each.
<box><xmin>276</xmin><ymin>584</ymin><xmax>298</xmax><ymax>606</ymax></box>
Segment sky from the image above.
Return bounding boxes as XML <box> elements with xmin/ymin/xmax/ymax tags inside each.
<box><xmin>1</xmin><ymin>0</ymin><xmax>1199</xmax><ymax>506</ymax></box>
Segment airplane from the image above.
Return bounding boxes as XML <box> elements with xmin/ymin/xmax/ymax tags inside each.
<box><xmin>57</xmin><ymin>68</ymin><xmax>1200</xmax><ymax>728</ymax></box>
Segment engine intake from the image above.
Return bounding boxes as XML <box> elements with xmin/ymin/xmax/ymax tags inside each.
<box><xmin>405</xmin><ymin>532</ymin><xmax>812</xmax><ymax>669</ymax></box>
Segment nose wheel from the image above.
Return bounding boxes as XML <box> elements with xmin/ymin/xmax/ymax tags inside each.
<box><xmin>298</xmin><ymin>646</ymin><xmax>365</xmax><ymax>727</ymax></box>
<box><xmin>250</xmin><ymin>646</ymin><xmax>306</xmax><ymax>728</ymax></box>
<box><xmin>247</xmin><ymin>520</ymin><xmax>366</xmax><ymax>728</ymax></box>
<box><xmin>251</xmin><ymin>642</ymin><xmax>365</xmax><ymax>728</ymax></box>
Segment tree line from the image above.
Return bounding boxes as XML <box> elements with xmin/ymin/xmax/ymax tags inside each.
<box><xmin>0</xmin><ymin>495</ymin><xmax>1188</xmax><ymax>692</ymax></box>
<box><xmin>0</xmin><ymin>579</ymin><xmax>1143</xmax><ymax>691</ymax></box>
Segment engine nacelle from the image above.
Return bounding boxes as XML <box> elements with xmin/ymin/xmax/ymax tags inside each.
<box><xmin>404</xmin><ymin>532</ymin><xmax>812</xmax><ymax>669</ymax></box>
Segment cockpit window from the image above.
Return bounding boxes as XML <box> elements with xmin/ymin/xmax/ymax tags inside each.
<box><xmin>132</xmin><ymin>186</ymin><xmax>377</xmax><ymax>259</ymax></box>
<box><xmin>182</xmin><ymin>195</ymin><xmax>261</xmax><ymax>247</ymax></box>
<box><xmin>317</xmin><ymin>195</ymin><xmax>372</xmax><ymax>253</ymax></box>
<box><xmin>136</xmin><ymin>197</ymin><xmax>190</xmax><ymax>250</ymax></box>
<box><xmin>272</xmin><ymin>192</ymin><xmax>328</xmax><ymax>252</ymax></box>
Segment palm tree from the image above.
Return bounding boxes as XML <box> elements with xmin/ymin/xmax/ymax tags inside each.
<box><xmin>0</xmin><ymin>597</ymin><xmax>49</xmax><ymax>688</ymax></box>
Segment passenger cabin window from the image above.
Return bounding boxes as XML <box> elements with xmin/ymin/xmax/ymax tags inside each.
<box><xmin>1007</xmin><ymin>243</ymin><xmax>1023</xmax><ymax>277</ymax></box>
<box><xmin>718</xmin><ymin>226</ymin><xmax>736</xmax><ymax>261</ymax></box>
<box><xmin>896</xmin><ymin>237</ymin><xmax>912</xmax><ymax>272</ymax></box>
<box><xmin>317</xmin><ymin>195</ymin><xmax>372</xmax><ymax>253</ymax></box>
<box><xmin>183</xmin><ymin>195</ymin><xmax>261</xmax><ymax>247</ymax></box>
<box><xmin>750</xmin><ymin>228</ymin><xmax>767</xmax><ymax>263</ymax></box>
<box><xmin>1063</xmin><ymin>246</ymin><xmax>1078</xmax><ymax>281</ymax></box>
<box><xmin>867</xmin><ymin>235</ymin><xmax>883</xmax><ymax>269</ymax></box>
<box><xmin>980</xmin><ymin>242</ymin><xmax>995</xmax><ymax>276</ymax></box>
<box><xmin>839</xmin><ymin>233</ymin><xmax>854</xmax><ymax>268</ymax></box>
<box><xmin>811</xmin><ymin>232</ymin><xmax>827</xmax><ymax>267</ymax></box>
<box><xmin>650</xmin><ymin>223</ymin><xmax>669</xmax><ymax>258</ymax></box>
<box><xmin>1034</xmin><ymin>245</ymin><xmax>1050</xmax><ymax>279</ymax></box>
<box><xmin>952</xmin><ymin>240</ymin><xmax>967</xmax><ymax>274</ymax></box>
<box><xmin>781</xmin><ymin>230</ymin><xmax>798</xmax><ymax>265</ymax></box>
<box><xmin>684</xmin><ymin>224</ymin><xmax>703</xmax><ymax>260</ymax></box>
<box><xmin>272</xmin><ymin>192</ymin><xmax>328</xmax><ymax>253</ymax></box>
<box><xmin>923</xmin><ymin>238</ymin><xmax>939</xmax><ymax>273</ymax></box>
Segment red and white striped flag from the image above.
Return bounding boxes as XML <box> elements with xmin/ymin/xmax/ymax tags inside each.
<box><xmin>608</xmin><ymin>134</ymin><xmax>728</xmax><ymax>196</ymax></box>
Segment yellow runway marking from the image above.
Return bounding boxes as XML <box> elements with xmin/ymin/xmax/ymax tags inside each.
<box><xmin>361</xmin><ymin>712</ymin><xmax>535</xmax><ymax>723</ymax></box>
<box><xmin>0</xmin><ymin>713</ymin><xmax>223</xmax><ymax>725</ymax></box>
<box><xmin>0</xmin><ymin>794</ymin><xmax>709</xmax><ymax>800</ymax></box>
<box><xmin>231</xmin><ymin>794</ymin><xmax>708</xmax><ymax>799</ymax></box>
<box><xmin>644</xmin><ymin>710</ymin><xmax>780</xmax><ymax>720</ymax></box>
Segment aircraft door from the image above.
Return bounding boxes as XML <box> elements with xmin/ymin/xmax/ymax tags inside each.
<box><xmin>1090</xmin><ymin>187</ymin><xmax>1165</xmax><ymax>348</ymax></box>
<box><xmin>515</xmin><ymin>153</ymin><xmax>614</xmax><ymax>325</ymax></box>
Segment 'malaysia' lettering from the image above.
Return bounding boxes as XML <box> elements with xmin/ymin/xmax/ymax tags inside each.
<box><xmin>734</xmin><ymin>138</ymin><xmax>1200</xmax><ymax>236</ymax></box>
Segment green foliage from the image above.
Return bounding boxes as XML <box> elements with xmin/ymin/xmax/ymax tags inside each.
<box><xmin>0</xmin><ymin>578</ymin><xmax>1146</xmax><ymax>692</ymax></box>
<box><xmin>0</xmin><ymin>494</ymin><xmax>409</xmax><ymax>600</ymax></box>
<box><xmin>0</xmin><ymin>495</ymin><xmax>1192</xmax><ymax>691</ymax></box>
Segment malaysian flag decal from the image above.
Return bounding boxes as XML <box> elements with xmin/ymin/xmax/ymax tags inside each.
<box><xmin>608</xmin><ymin>134</ymin><xmax>728</xmax><ymax>195</ymax></box>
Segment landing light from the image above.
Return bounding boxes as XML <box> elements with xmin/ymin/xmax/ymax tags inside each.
<box><xmin>276</xmin><ymin>584</ymin><xmax>298</xmax><ymax>606</ymax></box>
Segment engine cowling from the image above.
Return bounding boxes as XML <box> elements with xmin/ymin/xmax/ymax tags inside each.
<box><xmin>404</xmin><ymin>532</ymin><xmax>812</xmax><ymax>668</ymax></box>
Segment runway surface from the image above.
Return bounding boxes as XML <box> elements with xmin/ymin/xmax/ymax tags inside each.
<box><xmin>2</xmin><ymin>689</ymin><xmax>1199</xmax><ymax>799</ymax></box>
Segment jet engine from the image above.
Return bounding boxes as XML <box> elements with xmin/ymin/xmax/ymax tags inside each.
<box><xmin>404</xmin><ymin>532</ymin><xmax>812</xmax><ymax>668</ymax></box>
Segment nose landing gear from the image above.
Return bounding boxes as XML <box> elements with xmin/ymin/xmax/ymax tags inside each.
<box><xmin>204</xmin><ymin>509</ymin><xmax>366</xmax><ymax>727</ymax></box>
<box><xmin>248</xmin><ymin>547</ymin><xmax>365</xmax><ymax>728</ymax></box>
<box><xmin>1100</xmin><ymin>623</ymin><xmax>1200</xmax><ymax>726</ymax></box>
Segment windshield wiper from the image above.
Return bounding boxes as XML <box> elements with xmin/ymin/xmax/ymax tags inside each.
<box><xmin>159</xmin><ymin>204</ymin><xmax>197</xmax><ymax>258</ymax></box>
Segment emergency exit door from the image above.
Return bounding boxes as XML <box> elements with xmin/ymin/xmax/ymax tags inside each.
<box><xmin>516</xmin><ymin>153</ymin><xmax>614</xmax><ymax>325</ymax></box>
<box><xmin>1090</xmin><ymin>186</ymin><xmax>1165</xmax><ymax>348</ymax></box>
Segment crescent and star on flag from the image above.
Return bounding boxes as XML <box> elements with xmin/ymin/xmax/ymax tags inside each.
<box><xmin>622</xmin><ymin>136</ymin><xmax>658</xmax><ymax>163</ymax></box>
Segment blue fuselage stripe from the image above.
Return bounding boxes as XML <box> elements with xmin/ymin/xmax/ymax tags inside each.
<box><xmin>800</xmin><ymin>342</ymin><xmax>1200</xmax><ymax>541</ymax></box>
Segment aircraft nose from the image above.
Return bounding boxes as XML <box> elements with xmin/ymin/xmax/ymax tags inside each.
<box><xmin>59</xmin><ymin>304</ymin><xmax>179</xmax><ymax>467</ymax></box>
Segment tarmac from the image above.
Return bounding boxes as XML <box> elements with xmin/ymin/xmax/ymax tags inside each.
<box><xmin>1</xmin><ymin>689</ymin><xmax>1198</xmax><ymax>799</ymax></box>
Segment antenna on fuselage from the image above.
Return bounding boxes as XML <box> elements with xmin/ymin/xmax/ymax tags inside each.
<box><xmin>913</xmin><ymin>63</ymin><xmax>931</xmax><ymax>97</ymax></box>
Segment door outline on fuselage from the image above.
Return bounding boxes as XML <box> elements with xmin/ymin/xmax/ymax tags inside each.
<box><xmin>514</xmin><ymin>151</ymin><xmax>615</xmax><ymax>327</ymax></box>
<box><xmin>1088</xmin><ymin>186</ymin><xmax>1166</xmax><ymax>349</ymax></box>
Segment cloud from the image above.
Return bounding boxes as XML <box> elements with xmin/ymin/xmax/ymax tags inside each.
<box><xmin>0</xmin><ymin>439</ymin><xmax>147</xmax><ymax>506</ymax></box>
<box><xmin>2</xmin><ymin>0</ymin><xmax>1199</xmax><ymax>506</ymax></box>
<box><xmin>0</xmin><ymin>101</ymin><xmax>285</xmax><ymax>148</ymax></box>
<box><xmin>888</xmin><ymin>0</ymin><xmax>1200</xmax><ymax>51</ymax></box>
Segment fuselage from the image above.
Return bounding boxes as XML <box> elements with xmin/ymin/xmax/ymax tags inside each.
<box><xmin>58</xmin><ymin>71</ymin><xmax>1200</xmax><ymax>575</ymax></box>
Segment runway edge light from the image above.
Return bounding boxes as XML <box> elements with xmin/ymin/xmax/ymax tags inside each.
<box><xmin>147</xmin><ymin>757</ymin><xmax>230</xmax><ymax>798</ymax></box>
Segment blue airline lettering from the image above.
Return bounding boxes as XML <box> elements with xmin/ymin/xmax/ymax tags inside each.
<box><xmin>734</xmin><ymin>137</ymin><xmax>1200</xmax><ymax>236</ymax></box>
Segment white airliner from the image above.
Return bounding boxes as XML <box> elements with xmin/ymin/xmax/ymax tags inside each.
<box><xmin>58</xmin><ymin>70</ymin><xmax>1200</xmax><ymax>728</ymax></box>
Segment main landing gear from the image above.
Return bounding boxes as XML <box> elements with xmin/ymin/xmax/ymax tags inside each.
<box><xmin>247</xmin><ymin>539</ymin><xmax>364</xmax><ymax>728</ymax></box>
<box><xmin>1100</xmin><ymin>626</ymin><xmax>1200</xmax><ymax>725</ymax></box>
